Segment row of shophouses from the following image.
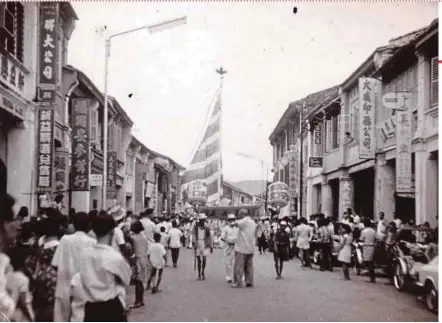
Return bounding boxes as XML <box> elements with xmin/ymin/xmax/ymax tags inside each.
<box><xmin>269</xmin><ymin>19</ymin><xmax>438</xmax><ymax>227</ymax></box>
<box><xmin>0</xmin><ymin>2</ymin><xmax>185</xmax><ymax>216</ymax></box>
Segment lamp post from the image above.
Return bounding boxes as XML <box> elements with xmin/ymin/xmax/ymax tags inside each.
<box><xmin>298</xmin><ymin>102</ymin><xmax>307</xmax><ymax>219</ymax></box>
<box><xmin>236</xmin><ymin>152</ymin><xmax>269</xmax><ymax>209</ymax></box>
<box><xmin>102</xmin><ymin>16</ymin><xmax>187</xmax><ymax>210</ymax></box>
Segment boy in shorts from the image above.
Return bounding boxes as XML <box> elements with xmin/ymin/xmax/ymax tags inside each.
<box><xmin>147</xmin><ymin>232</ymin><xmax>167</xmax><ymax>293</ymax></box>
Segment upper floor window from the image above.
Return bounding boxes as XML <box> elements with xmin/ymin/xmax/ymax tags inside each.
<box><xmin>0</xmin><ymin>2</ymin><xmax>24</xmax><ymax>62</ymax></box>
<box><xmin>430</xmin><ymin>56</ymin><xmax>438</xmax><ymax>108</ymax></box>
<box><xmin>325</xmin><ymin>116</ymin><xmax>339</xmax><ymax>151</ymax></box>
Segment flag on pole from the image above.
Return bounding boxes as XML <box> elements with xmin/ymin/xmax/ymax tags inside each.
<box><xmin>181</xmin><ymin>92</ymin><xmax>223</xmax><ymax>204</ymax></box>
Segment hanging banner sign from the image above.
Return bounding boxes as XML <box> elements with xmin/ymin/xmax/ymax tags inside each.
<box><xmin>107</xmin><ymin>152</ymin><xmax>118</xmax><ymax>199</ymax></box>
<box><xmin>309</xmin><ymin>157</ymin><xmax>323</xmax><ymax>168</ymax></box>
<box><xmin>314</xmin><ymin>124</ymin><xmax>322</xmax><ymax>145</ymax></box>
<box><xmin>54</xmin><ymin>150</ymin><xmax>69</xmax><ymax>193</ymax></box>
<box><xmin>90</xmin><ymin>174</ymin><xmax>103</xmax><ymax>187</ymax></box>
<box><xmin>288</xmin><ymin>144</ymin><xmax>298</xmax><ymax>195</ymax></box>
<box><xmin>358</xmin><ymin>77</ymin><xmax>380</xmax><ymax>159</ymax></box>
<box><xmin>38</xmin><ymin>2</ymin><xmax>59</xmax><ymax>101</ymax></box>
<box><xmin>396</xmin><ymin>95</ymin><xmax>413</xmax><ymax>193</ymax></box>
<box><xmin>36</xmin><ymin>106</ymin><xmax>55</xmax><ymax>192</ymax></box>
<box><xmin>135</xmin><ymin>162</ymin><xmax>144</xmax><ymax>212</ymax></box>
<box><xmin>379</xmin><ymin>117</ymin><xmax>396</xmax><ymax>143</ymax></box>
<box><xmin>71</xmin><ymin>98</ymin><xmax>90</xmax><ymax>191</ymax></box>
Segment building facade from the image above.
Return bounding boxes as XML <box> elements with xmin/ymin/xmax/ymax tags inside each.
<box><xmin>270</xmin><ymin>19</ymin><xmax>438</xmax><ymax>226</ymax></box>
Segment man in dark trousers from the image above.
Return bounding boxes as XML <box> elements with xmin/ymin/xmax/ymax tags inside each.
<box><xmin>192</xmin><ymin>214</ymin><xmax>213</xmax><ymax>280</ymax></box>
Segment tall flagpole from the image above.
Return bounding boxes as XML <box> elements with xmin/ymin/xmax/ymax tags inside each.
<box><xmin>216</xmin><ymin>67</ymin><xmax>227</xmax><ymax>203</ymax></box>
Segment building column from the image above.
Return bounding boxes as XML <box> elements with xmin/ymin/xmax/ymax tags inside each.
<box><xmin>374</xmin><ymin>155</ymin><xmax>395</xmax><ymax>222</ymax></box>
<box><xmin>339</xmin><ymin>176</ymin><xmax>354</xmax><ymax>220</ymax></box>
<box><xmin>71</xmin><ymin>191</ymin><xmax>90</xmax><ymax>213</ymax></box>
<box><xmin>7</xmin><ymin>120</ymin><xmax>36</xmax><ymax>213</ymax></box>
<box><xmin>415</xmin><ymin>51</ymin><xmax>431</xmax><ymax>140</ymax></box>
<box><xmin>321</xmin><ymin>177</ymin><xmax>332</xmax><ymax>218</ymax></box>
<box><xmin>415</xmin><ymin>147</ymin><xmax>438</xmax><ymax>226</ymax></box>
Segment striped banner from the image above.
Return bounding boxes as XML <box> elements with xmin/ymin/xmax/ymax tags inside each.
<box><xmin>181</xmin><ymin>92</ymin><xmax>222</xmax><ymax>203</ymax></box>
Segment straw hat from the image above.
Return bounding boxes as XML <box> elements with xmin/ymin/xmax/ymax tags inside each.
<box><xmin>227</xmin><ymin>214</ymin><xmax>236</xmax><ymax>220</ymax></box>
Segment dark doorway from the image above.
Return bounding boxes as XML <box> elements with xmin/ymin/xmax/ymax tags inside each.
<box><xmin>0</xmin><ymin>158</ymin><xmax>6</xmax><ymax>196</ymax></box>
<box><xmin>395</xmin><ymin>195</ymin><xmax>415</xmax><ymax>224</ymax></box>
<box><xmin>353</xmin><ymin>167</ymin><xmax>375</xmax><ymax>219</ymax></box>
<box><xmin>329</xmin><ymin>178</ymin><xmax>339</xmax><ymax>220</ymax></box>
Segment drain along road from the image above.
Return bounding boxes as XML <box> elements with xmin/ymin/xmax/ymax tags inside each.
<box><xmin>128</xmin><ymin>248</ymin><xmax>436</xmax><ymax>322</ymax></box>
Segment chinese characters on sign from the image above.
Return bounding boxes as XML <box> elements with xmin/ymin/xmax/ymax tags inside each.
<box><xmin>107</xmin><ymin>152</ymin><xmax>118</xmax><ymax>199</ymax></box>
<box><xmin>135</xmin><ymin>162</ymin><xmax>145</xmax><ymax>213</ymax></box>
<box><xmin>54</xmin><ymin>151</ymin><xmax>69</xmax><ymax>193</ymax></box>
<box><xmin>396</xmin><ymin>95</ymin><xmax>413</xmax><ymax>193</ymax></box>
<box><xmin>358</xmin><ymin>77</ymin><xmax>380</xmax><ymax>159</ymax></box>
<box><xmin>71</xmin><ymin>99</ymin><xmax>90</xmax><ymax>191</ymax></box>
<box><xmin>314</xmin><ymin>124</ymin><xmax>322</xmax><ymax>145</ymax></box>
<box><xmin>36</xmin><ymin>107</ymin><xmax>55</xmax><ymax>192</ymax></box>
<box><xmin>38</xmin><ymin>2</ymin><xmax>58</xmax><ymax>101</ymax></box>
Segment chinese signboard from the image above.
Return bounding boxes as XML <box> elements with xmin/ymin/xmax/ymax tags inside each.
<box><xmin>38</xmin><ymin>2</ymin><xmax>59</xmax><ymax>101</ymax></box>
<box><xmin>396</xmin><ymin>95</ymin><xmax>413</xmax><ymax>193</ymax></box>
<box><xmin>309</xmin><ymin>157</ymin><xmax>323</xmax><ymax>168</ymax></box>
<box><xmin>379</xmin><ymin>117</ymin><xmax>396</xmax><ymax>143</ymax></box>
<box><xmin>314</xmin><ymin>124</ymin><xmax>322</xmax><ymax>145</ymax></box>
<box><xmin>90</xmin><ymin>174</ymin><xmax>103</xmax><ymax>187</ymax></box>
<box><xmin>71</xmin><ymin>99</ymin><xmax>90</xmax><ymax>191</ymax></box>
<box><xmin>358</xmin><ymin>77</ymin><xmax>380</xmax><ymax>159</ymax></box>
<box><xmin>36</xmin><ymin>107</ymin><xmax>55</xmax><ymax>192</ymax></box>
<box><xmin>135</xmin><ymin>162</ymin><xmax>145</xmax><ymax>213</ymax></box>
<box><xmin>288</xmin><ymin>143</ymin><xmax>298</xmax><ymax>196</ymax></box>
<box><xmin>107</xmin><ymin>152</ymin><xmax>117</xmax><ymax>199</ymax></box>
<box><xmin>54</xmin><ymin>150</ymin><xmax>69</xmax><ymax>193</ymax></box>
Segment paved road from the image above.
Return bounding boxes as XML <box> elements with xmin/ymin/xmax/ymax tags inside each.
<box><xmin>128</xmin><ymin>248</ymin><xmax>437</xmax><ymax>322</ymax></box>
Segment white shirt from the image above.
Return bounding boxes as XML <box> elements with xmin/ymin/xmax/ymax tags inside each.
<box><xmin>52</xmin><ymin>231</ymin><xmax>96</xmax><ymax>300</ymax></box>
<box><xmin>167</xmin><ymin>228</ymin><xmax>183</xmax><ymax>249</ymax></box>
<box><xmin>140</xmin><ymin>218</ymin><xmax>156</xmax><ymax>245</ymax></box>
<box><xmin>111</xmin><ymin>226</ymin><xmax>125</xmax><ymax>252</ymax></box>
<box><xmin>148</xmin><ymin>243</ymin><xmax>167</xmax><ymax>269</ymax></box>
<box><xmin>70</xmin><ymin>273</ymin><xmax>87</xmax><ymax>322</ymax></box>
<box><xmin>377</xmin><ymin>219</ymin><xmax>388</xmax><ymax>236</ymax></box>
<box><xmin>234</xmin><ymin>217</ymin><xmax>256</xmax><ymax>254</ymax></box>
<box><xmin>394</xmin><ymin>218</ymin><xmax>402</xmax><ymax>230</ymax></box>
<box><xmin>296</xmin><ymin>224</ymin><xmax>313</xmax><ymax>249</ymax></box>
<box><xmin>221</xmin><ymin>225</ymin><xmax>239</xmax><ymax>245</ymax></box>
<box><xmin>79</xmin><ymin>244</ymin><xmax>131</xmax><ymax>307</ymax></box>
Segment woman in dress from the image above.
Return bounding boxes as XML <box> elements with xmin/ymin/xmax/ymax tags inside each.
<box><xmin>338</xmin><ymin>224</ymin><xmax>353</xmax><ymax>281</ymax></box>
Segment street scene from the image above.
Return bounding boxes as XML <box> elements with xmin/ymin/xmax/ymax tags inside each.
<box><xmin>0</xmin><ymin>1</ymin><xmax>439</xmax><ymax>322</ymax></box>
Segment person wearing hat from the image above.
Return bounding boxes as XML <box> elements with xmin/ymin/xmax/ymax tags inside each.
<box><xmin>256</xmin><ymin>215</ymin><xmax>268</xmax><ymax>255</ymax></box>
<box><xmin>192</xmin><ymin>214</ymin><xmax>213</xmax><ymax>280</ymax></box>
<box><xmin>273</xmin><ymin>220</ymin><xmax>291</xmax><ymax>279</ymax></box>
<box><xmin>220</xmin><ymin>214</ymin><xmax>239</xmax><ymax>283</ymax></box>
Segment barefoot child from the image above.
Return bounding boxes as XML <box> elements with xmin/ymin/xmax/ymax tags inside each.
<box><xmin>147</xmin><ymin>233</ymin><xmax>166</xmax><ymax>293</ymax></box>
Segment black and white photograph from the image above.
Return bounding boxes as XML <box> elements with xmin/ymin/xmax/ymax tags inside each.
<box><xmin>0</xmin><ymin>1</ymin><xmax>439</xmax><ymax>322</ymax></box>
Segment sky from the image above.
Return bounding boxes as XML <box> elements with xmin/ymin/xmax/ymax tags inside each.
<box><xmin>68</xmin><ymin>2</ymin><xmax>438</xmax><ymax>182</ymax></box>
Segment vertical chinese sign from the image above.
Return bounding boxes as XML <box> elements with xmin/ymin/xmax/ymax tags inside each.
<box><xmin>38</xmin><ymin>2</ymin><xmax>59</xmax><ymax>102</ymax></box>
<box><xmin>54</xmin><ymin>150</ymin><xmax>69</xmax><ymax>193</ymax></box>
<box><xmin>36</xmin><ymin>107</ymin><xmax>55</xmax><ymax>192</ymax></box>
<box><xmin>288</xmin><ymin>143</ymin><xmax>298</xmax><ymax>213</ymax></box>
<box><xmin>107</xmin><ymin>152</ymin><xmax>117</xmax><ymax>199</ymax></box>
<box><xmin>358</xmin><ymin>77</ymin><xmax>380</xmax><ymax>159</ymax></box>
<box><xmin>135</xmin><ymin>162</ymin><xmax>144</xmax><ymax>213</ymax></box>
<box><xmin>71</xmin><ymin>99</ymin><xmax>90</xmax><ymax>191</ymax></box>
<box><xmin>396</xmin><ymin>95</ymin><xmax>413</xmax><ymax>193</ymax></box>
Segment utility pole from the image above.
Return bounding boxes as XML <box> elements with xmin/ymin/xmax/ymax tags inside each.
<box><xmin>298</xmin><ymin>102</ymin><xmax>306</xmax><ymax>219</ymax></box>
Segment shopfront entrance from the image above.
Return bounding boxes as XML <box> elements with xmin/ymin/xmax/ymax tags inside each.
<box><xmin>353</xmin><ymin>167</ymin><xmax>375</xmax><ymax>219</ymax></box>
<box><xmin>0</xmin><ymin>159</ymin><xmax>6</xmax><ymax>196</ymax></box>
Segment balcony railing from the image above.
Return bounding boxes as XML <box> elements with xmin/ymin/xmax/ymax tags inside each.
<box><xmin>0</xmin><ymin>49</ymin><xmax>28</xmax><ymax>97</ymax></box>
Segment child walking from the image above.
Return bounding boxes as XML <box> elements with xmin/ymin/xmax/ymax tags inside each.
<box><xmin>338</xmin><ymin>224</ymin><xmax>353</xmax><ymax>280</ymax></box>
<box><xmin>147</xmin><ymin>233</ymin><xmax>166</xmax><ymax>294</ymax></box>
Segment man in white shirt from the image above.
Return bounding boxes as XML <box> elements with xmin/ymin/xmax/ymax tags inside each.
<box><xmin>220</xmin><ymin>214</ymin><xmax>239</xmax><ymax>283</ymax></box>
<box><xmin>52</xmin><ymin>212</ymin><xmax>96</xmax><ymax>322</ymax></box>
<box><xmin>393</xmin><ymin>212</ymin><xmax>402</xmax><ymax>231</ymax></box>
<box><xmin>232</xmin><ymin>208</ymin><xmax>256</xmax><ymax>288</ymax></box>
<box><xmin>295</xmin><ymin>217</ymin><xmax>313</xmax><ymax>267</ymax></box>
<box><xmin>376</xmin><ymin>212</ymin><xmax>388</xmax><ymax>241</ymax></box>
<box><xmin>140</xmin><ymin>208</ymin><xmax>156</xmax><ymax>247</ymax></box>
<box><xmin>168</xmin><ymin>222</ymin><xmax>183</xmax><ymax>268</ymax></box>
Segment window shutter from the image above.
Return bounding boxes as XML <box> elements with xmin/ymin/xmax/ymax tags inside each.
<box><xmin>339</xmin><ymin>114</ymin><xmax>351</xmax><ymax>144</ymax></box>
<box><xmin>325</xmin><ymin>120</ymin><xmax>332</xmax><ymax>151</ymax></box>
<box><xmin>431</xmin><ymin>56</ymin><xmax>438</xmax><ymax>107</ymax></box>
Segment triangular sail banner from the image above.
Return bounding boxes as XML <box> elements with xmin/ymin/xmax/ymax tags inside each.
<box><xmin>181</xmin><ymin>91</ymin><xmax>222</xmax><ymax>204</ymax></box>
